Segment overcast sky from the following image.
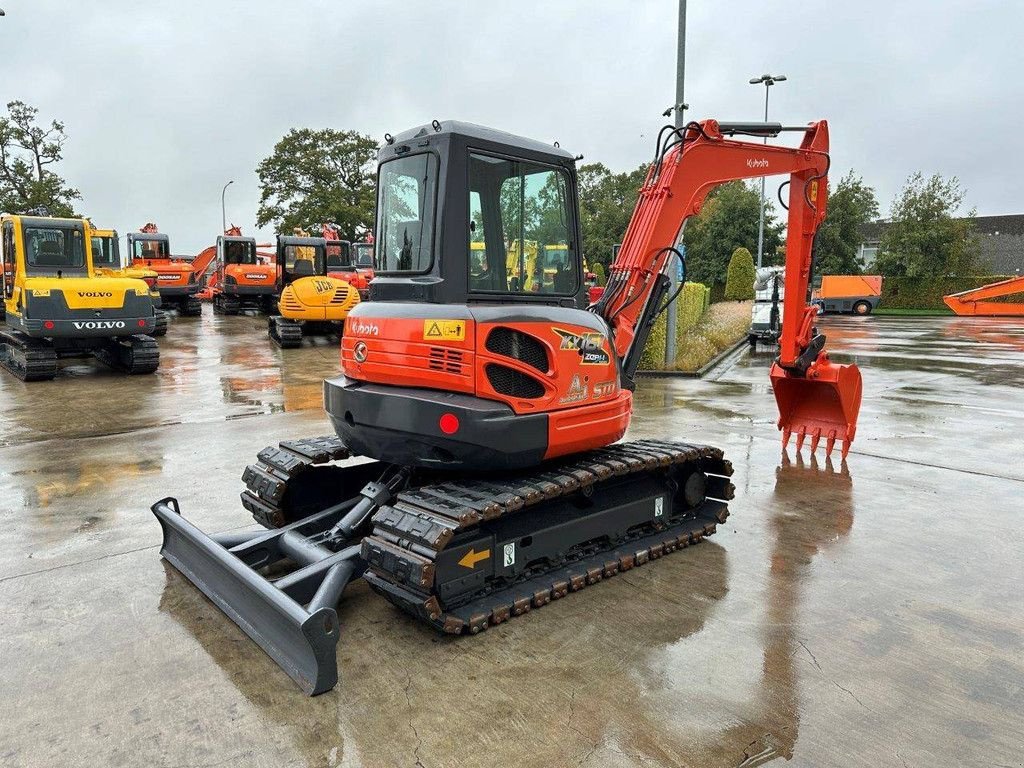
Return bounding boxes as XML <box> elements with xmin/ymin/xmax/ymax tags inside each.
<box><xmin>1</xmin><ymin>0</ymin><xmax>1021</xmax><ymax>253</ymax></box>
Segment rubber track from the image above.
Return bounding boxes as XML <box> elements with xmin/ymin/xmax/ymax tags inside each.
<box><xmin>150</xmin><ymin>309</ymin><xmax>169</xmax><ymax>337</ymax></box>
<box><xmin>269</xmin><ymin>316</ymin><xmax>303</xmax><ymax>348</ymax></box>
<box><xmin>93</xmin><ymin>334</ymin><xmax>160</xmax><ymax>374</ymax></box>
<box><xmin>361</xmin><ymin>439</ymin><xmax>734</xmax><ymax>634</ymax></box>
<box><xmin>241</xmin><ymin>436</ymin><xmax>351</xmax><ymax>528</ymax></box>
<box><xmin>0</xmin><ymin>328</ymin><xmax>57</xmax><ymax>381</ymax></box>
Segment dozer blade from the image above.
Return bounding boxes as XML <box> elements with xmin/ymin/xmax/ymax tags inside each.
<box><xmin>770</xmin><ymin>359</ymin><xmax>862</xmax><ymax>458</ymax></box>
<box><xmin>152</xmin><ymin>497</ymin><xmax>361</xmax><ymax>695</ymax></box>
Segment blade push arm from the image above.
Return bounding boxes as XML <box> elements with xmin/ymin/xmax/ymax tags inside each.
<box><xmin>595</xmin><ymin>119</ymin><xmax>830</xmax><ymax>379</ymax></box>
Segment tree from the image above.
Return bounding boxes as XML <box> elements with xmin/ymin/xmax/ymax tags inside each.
<box><xmin>591</xmin><ymin>262</ymin><xmax>606</xmax><ymax>286</ymax></box>
<box><xmin>256</xmin><ymin>128</ymin><xmax>378</xmax><ymax>240</ymax></box>
<box><xmin>683</xmin><ymin>181</ymin><xmax>782</xmax><ymax>286</ymax></box>
<box><xmin>724</xmin><ymin>247</ymin><xmax>756</xmax><ymax>300</ymax></box>
<box><xmin>874</xmin><ymin>172</ymin><xmax>981</xmax><ymax>277</ymax></box>
<box><xmin>814</xmin><ymin>171</ymin><xmax>879</xmax><ymax>275</ymax></box>
<box><xmin>0</xmin><ymin>101</ymin><xmax>80</xmax><ymax>216</ymax></box>
<box><xmin>577</xmin><ymin>162</ymin><xmax>648</xmax><ymax>269</ymax></box>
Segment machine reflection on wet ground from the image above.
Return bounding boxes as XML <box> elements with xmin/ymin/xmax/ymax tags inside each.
<box><xmin>0</xmin><ymin>313</ymin><xmax>1022</xmax><ymax>767</ymax></box>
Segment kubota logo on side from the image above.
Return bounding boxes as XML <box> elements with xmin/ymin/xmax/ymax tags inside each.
<box><xmin>349</xmin><ymin>320</ymin><xmax>379</xmax><ymax>336</ymax></box>
<box><xmin>77</xmin><ymin>291</ymin><xmax>113</xmax><ymax>298</ymax></box>
<box><xmin>72</xmin><ymin>320</ymin><xmax>126</xmax><ymax>330</ymax></box>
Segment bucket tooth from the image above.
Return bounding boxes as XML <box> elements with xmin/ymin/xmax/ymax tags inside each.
<box><xmin>781</xmin><ymin>427</ymin><xmax>792</xmax><ymax>450</ymax></box>
<box><xmin>795</xmin><ymin>427</ymin><xmax>807</xmax><ymax>452</ymax></box>
<box><xmin>825</xmin><ymin>430</ymin><xmax>837</xmax><ymax>458</ymax></box>
<box><xmin>809</xmin><ymin>427</ymin><xmax>822</xmax><ymax>454</ymax></box>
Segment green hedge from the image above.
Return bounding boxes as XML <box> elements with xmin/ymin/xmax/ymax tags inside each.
<box><xmin>881</xmin><ymin>275</ymin><xmax>1016</xmax><ymax>309</ymax></box>
<box><xmin>637</xmin><ymin>281</ymin><xmax>711</xmax><ymax>369</ymax></box>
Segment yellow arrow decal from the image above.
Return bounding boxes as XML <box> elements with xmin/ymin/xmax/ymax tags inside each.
<box><xmin>458</xmin><ymin>548</ymin><xmax>490</xmax><ymax>569</ymax></box>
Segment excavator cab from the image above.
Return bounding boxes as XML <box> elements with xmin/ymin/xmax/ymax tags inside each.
<box><xmin>127</xmin><ymin>232</ymin><xmax>170</xmax><ymax>264</ymax></box>
<box><xmin>324</xmin><ymin>239</ymin><xmax>352</xmax><ymax>272</ymax></box>
<box><xmin>212</xmin><ymin>235</ymin><xmax>277</xmax><ymax>314</ymax></box>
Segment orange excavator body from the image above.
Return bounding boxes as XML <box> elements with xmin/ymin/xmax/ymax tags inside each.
<box><xmin>127</xmin><ymin>223</ymin><xmax>213</xmax><ymax>315</ymax></box>
<box><xmin>943</xmin><ymin>275</ymin><xmax>1024</xmax><ymax>316</ymax></box>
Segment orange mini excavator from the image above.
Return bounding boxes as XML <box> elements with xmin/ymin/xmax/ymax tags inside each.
<box><xmin>206</xmin><ymin>226</ymin><xmax>279</xmax><ymax>314</ymax></box>
<box><xmin>153</xmin><ymin>118</ymin><xmax>862</xmax><ymax>694</ymax></box>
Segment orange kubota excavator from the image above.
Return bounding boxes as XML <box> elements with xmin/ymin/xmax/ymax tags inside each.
<box><xmin>153</xmin><ymin>118</ymin><xmax>862</xmax><ymax>695</ymax></box>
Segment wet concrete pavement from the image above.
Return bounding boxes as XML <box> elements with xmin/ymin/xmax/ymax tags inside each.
<box><xmin>1</xmin><ymin>311</ymin><xmax>1021</xmax><ymax>767</ymax></box>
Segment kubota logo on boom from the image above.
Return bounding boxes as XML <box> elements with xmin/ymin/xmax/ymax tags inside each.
<box><xmin>72</xmin><ymin>320</ymin><xmax>125</xmax><ymax>330</ymax></box>
<box><xmin>746</xmin><ymin>158</ymin><xmax>769</xmax><ymax>169</ymax></box>
<box><xmin>77</xmin><ymin>291</ymin><xmax>113</xmax><ymax>298</ymax></box>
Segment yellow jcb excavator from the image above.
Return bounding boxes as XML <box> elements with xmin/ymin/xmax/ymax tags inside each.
<box><xmin>268</xmin><ymin>233</ymin><xmax>361</xmax><ymax>347</ymax></box>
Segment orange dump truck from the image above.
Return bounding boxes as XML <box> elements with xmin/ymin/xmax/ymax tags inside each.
<box><xmin>813</xmin><ymin>275</ymin><xmax>882</xmax><ymax>315</ymax></box>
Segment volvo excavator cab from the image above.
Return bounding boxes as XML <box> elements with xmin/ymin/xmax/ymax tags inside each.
<box><xmin>267</xmin><ymin>235</ymin><xmax>360</xmax><ymax>347</ymax></box>
<box><xmin>90</xmin><ymin>226</ymin><xmax>168</xmax><ymax>337</ymax></box>
<box><xmin>211</xmin><ymin>235</ymin><xmax>277</xmax><ymax>314</ymax></box>
<box><xmin>0</xmin><ymin>214</ymin><xmax>159</xmax><ymax>380</ymax></box>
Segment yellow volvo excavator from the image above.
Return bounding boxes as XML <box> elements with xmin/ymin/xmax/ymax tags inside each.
<box><xmin>0</xmin><ymin>214</ymin><xmax>160</xmax><ymax>381</ymax></box>
<box><xmin>89</xmin><ymin>225</ymin><xmax>169</xmax><ymax>337</ymax></box>
<box><xmin>268</xmin><ymin>234</ymin><xmax>360</xmax><ymax>348</ymax></box>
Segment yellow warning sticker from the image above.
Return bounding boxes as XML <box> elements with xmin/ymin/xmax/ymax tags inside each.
<box><xmin>423</xmin><ymin>319</ymin><xmax>466</xmax><ymax>341</ymax></box>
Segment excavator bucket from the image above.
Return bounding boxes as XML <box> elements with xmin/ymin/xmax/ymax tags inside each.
<box><xmin>770</xmin><ymin>360</ymin><xmax>862</xmax><ymax>458</ymax></box>
<box><xmin>152</xmin><ymin>497</ymin><xmax>362</xmax><ymax>695</ymax></box>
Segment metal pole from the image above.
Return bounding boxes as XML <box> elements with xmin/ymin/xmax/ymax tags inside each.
<box><xmin>221</xmin><ymin>180</ymin><xmax>234</xmax><ymax>233</ymax></box>
<box><xmin>756</xmin><ymin>85</ymin><xmax>768</xmax><ymax>268</ymax></box>
<box><xmin>665</xmin><ymin>0</ymin><xmax>686</xmax><ymax>366</ymax></box>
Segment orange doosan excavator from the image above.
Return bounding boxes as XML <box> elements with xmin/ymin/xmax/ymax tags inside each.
<box><xmin>126</xmin><ymin>223</ymin><xmax>212</xmax><ymax>316</ymax></box>
<box><xmin>153</xmin><ymin>118</ymin><xmax>863</xmax><ymax>695</ymax></box>
<box><xmin>204</xmin><ymin>226</ymin><xmax>279</xmax><ymax>314</ymax></box>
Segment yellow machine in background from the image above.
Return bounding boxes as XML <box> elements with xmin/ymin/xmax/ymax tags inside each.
<box><xmin>269</xmin><ymin>234</ymin><xmax>360</xmax><ymax>348</ymax></box>
<box><xmin>0</xmin><ymin>214</ymin><xmax>160</xmax><ymax>380</ymax></box>
<box><xmin>89</xmin><ymin>225</ymin><xmax>168</xmax><ymax>336</ymax></box>
<box><xmin>471</xmin><ymin>239</ymin><xmax>575</xmax><ymax>292</ymax></box>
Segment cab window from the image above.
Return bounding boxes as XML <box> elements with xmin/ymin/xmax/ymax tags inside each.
<box><xmin>467</xmin><ymin>153</ymin><xmax>577</xmax><ymax>295</ymax></box>
<box><xmin>377</xmin><ymin>153</ymin><xmax>438</xmax><ymax>272</ymax></box>
<box><xmin>132</xmin><ymin>238</ymin><xmax>168</xmax><ymax>260</ymax></box>
<box><xmin>25</xmin><ymin>226</ymin><xmax>87</xmax><ymax>273</ymax></box>
<box><xmin>326</xmin><ymin>241</ymin><xmax>352</xmax><ymax>270</ymax></box>
<box><xmin>2</xmin><ymin>222</ymin><xmax>14</xmax><ymax>298</ymax></box>
<box><xmin>223</xmin><ymin>241</ymin><xmax>257</xmax><ymax>265</ymax></box>
<box><xmin>284</xmin><ymin>244</ymin><xmax>323</xmax><ymax>277</ymax></box>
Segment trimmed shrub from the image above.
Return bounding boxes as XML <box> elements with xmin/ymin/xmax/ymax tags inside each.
<box><xmin>724</xmin><ymin>247</ymin><xmax>756</xmax><ymax>300</ymax></box>
<box><xmin>881</xmin><ymin>275</ymin><xmax>1015</xmax><ymax>310</ymax></box>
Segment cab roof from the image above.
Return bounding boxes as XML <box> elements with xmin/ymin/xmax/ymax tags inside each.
<box><xmin>384</xmin><ymin>120</ymin><xmax>576</xmax><ymax>162</ymax></box>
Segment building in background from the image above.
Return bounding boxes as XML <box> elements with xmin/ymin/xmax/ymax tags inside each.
<box><xmin>858</xmin><ymin>214</ymin><xmax>1024</xmax><ymax>274</ymax></box>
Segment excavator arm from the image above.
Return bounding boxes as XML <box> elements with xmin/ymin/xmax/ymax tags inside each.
<box><xmin>595</xmin><ymin>119</ymin><xmax>861</xmax><ymax>456</ymax></box>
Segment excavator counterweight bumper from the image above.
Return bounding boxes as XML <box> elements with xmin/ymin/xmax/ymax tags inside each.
<box><xmin>152</xmin><ymin>497</ymin><xmax>362</xmax><ymax>695</ymax></box>
<box><xmin>770</xmin><ymin>359</ymin><xmax>862</xmax><ymax>458</ymax></box>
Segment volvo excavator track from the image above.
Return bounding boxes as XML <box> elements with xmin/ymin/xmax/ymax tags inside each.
<box><xmin>0</xmin><ymin>329</ymin><xmax>58</xmax><ymax>381</ymax></box>
<box><xmin>93</xmin><ymin>334</ymin><xmax>160</xmax><ymax>375</ymax></box>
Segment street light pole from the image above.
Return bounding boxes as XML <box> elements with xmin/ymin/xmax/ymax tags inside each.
<box><xmin>665</xmin><ymin>0</ymin><xmax>686</xmax><ymax>366</ymax></box>
<box><xmin>749</xmin><ymin>74</ymin><xmax>786</xmax><ymax>268</ymax></box>
<box><xmin>221</xmin><ymin>180</ymin><xmax>234</xmax><ymax>233</ymax></box>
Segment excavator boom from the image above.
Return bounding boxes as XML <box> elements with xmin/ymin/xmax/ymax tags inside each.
<box><xmin>594</xmin><ymin>119</ymin><xmax>861</xmax><ymax>456</ymax></box>
<box><xmin>943</xmin><ymin>275</ymin><xmax>1024</xmax><ymax>316</ymax></box>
